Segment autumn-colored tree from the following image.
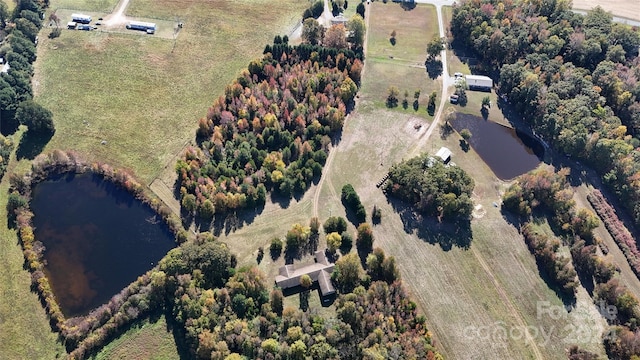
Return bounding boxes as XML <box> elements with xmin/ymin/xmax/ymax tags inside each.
<box><xmin>324</xmin><ymin>24</ymin><xmax>348</xmax><ymax>49</ymax></box>
<box><xmin>326</xmin><ymin>232</ymin><xmax>342</xmax><ymax>253</ymax></box>
<box><xmin>426</xmin><ymin>36</ymin><xmax>444</xmax><ymax>60</ymax></box>
<box><xmin>270</xmin><ymin>288</ymin><xmax>284</xmax><ymax>316</ymax></box>
<box><xmin>286</xmin><ymin>223</ymin><xmax>311</xmax><ymax>252</ymax></box>
<box><xmin>300</xmin><ymin>274</ymin><xmax>313</xmax><ymax>289</ymax></box>
<box><xmin>333</xmin><ymin>252</ymin><xmax>363</xmax><ymax>292</ymax></box>
<box><xmin>356</xmin><ymin>223</ymin><xmax>374</xmax><ymax>251</ymax></box>
<box><xmin>302</xmin><ymin>18</ymin><xmax>324</xmax><ymax>45</ymax></box>
<box><xmin>347</xmin><ymin>14</ymin><xmax>366</xmax><ymax>49</ymax></box>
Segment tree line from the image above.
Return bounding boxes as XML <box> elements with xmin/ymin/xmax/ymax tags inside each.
<box><xmin>451</xmin><ymin>0</ymin><xmax>640</xmax><ymax>229</ymax></box>
<box><xmin>176</xmin><ymin>39</ymin><xmax>363</xmax><ymax>221</ymax></box>
<box><xmin>0</xmin><ymin>0</ymin><xmax>55</xmax><ymax>136</ymax></box>
<box><xmin>502</xmin><ymin>166</ymin><xmax>640</xmax><ymax>358</ymax></box>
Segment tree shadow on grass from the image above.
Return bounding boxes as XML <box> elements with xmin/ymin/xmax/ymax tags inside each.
<box><xmin>0</xmin><ymin>110</ymin><xmax>19</xmax><ymax>136</ymax></box>
<box><xmin>425</xmin><ymin>59</ymin><xmax>443</xmax><ymax>80</ymax></box>
<box><xmin>16</xmin><ymin>130</ymin><xmax>53</xmax><ymax>160</ymax></box>
<box><xmin>208</xmin><ymin>203</ymin><xmax>265</xmax><ymax>237</ymax></box>
<box><xmin>387</xmin><ymin>196</ymin><xmax>472</xmax><ymax>251</ymax></box>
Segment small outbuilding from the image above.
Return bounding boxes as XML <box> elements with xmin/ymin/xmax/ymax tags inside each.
<box><xmin>465</xmin><ymin>74</ymin><xmax>493</xmax><ymax>91</ymax></box>
<box><xmin>67</xmin><ymin>21</ymin><xmax>77</xmax><ymax>29</ymax></box>
<box><xmin>436</xmin><ymin>147</ymin><xmax>452</xmax><ymax>163</ymax></box>
<box><xmin>331</xmin><ymin>14</ymin><xmax>348</xmax><ymax>25</ymax></box>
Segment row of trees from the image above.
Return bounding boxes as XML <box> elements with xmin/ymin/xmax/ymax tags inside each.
<box><xmin>521</xmin><ymin>222</ymin><xmax>578</xmax><ymax>296</ymax></box>
<box><xmin>0</xmin><ymin>0</ymin><xmax>55</xmax><ymax>135</ymax></box>
<box><xmin>587</xmin><ymin>190</ymin><xmax>640</xmax><ymax>277</ymax></box>
<box><xmin>502</xmin><ymin>167</ymin><xmax>640</xmax><ymax>358</ymax></box>
<box><xmin>384</xmin><ymin>152</ymin><xmax>475</xmax><ymax>220</ymax></box>
<box><xmin>0</xmin><ymin>134</ymin><xmax>13</xmax><ymax>179</ymax></box>
<box><xmin>451</xmin><ymin>1</ymin><xmax>640</xmax><ymax>230</ymax></box>
<box><xmin>176</xmin><ymin>41</ymin><xmax>363</xmax><ymax>220</ymax></box>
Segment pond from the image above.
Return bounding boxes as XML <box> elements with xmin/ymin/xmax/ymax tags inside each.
<box><xmin>31</xmin><ymin>173</ymin><xmax>175</xmax><ymax>318</ymax></box>
<box><xmin>451</xmin><ymin>113</ymin><xmax>544</xmax><ymax>180</ymax></box>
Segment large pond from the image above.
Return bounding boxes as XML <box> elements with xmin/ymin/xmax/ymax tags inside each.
<box><xmin>31</xmin><ymin>173</ymin><xmax>175</xmax><ymax>317</ymax></box>
<box><xmin>452</xmin><ymin>114</ymin><xmax>544</xmax><ymax>180</ymax></box>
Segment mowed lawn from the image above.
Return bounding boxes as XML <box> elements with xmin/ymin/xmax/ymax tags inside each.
<box><xmin>362</xmin><ymin>2</ymin><xmax>440</xmax><ymax>112</ymax></box>
<box><xmin>34</xmin><ymin>0</ymin><xmax>307</xmax><ymax>184</ymax></box>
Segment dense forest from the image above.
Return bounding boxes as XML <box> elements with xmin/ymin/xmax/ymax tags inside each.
<box><xmin>384</xmin><ymin>153</ymin><xmax>474</xmax><ymax>220</ymax></box>
<box><xmin>450</xmin><ymin>0</ymin><xmax>640</xmax><ymax>228</ymax></box>
<box><xmin>176</xmin><ymin>39</ymin><xmax>363</xmax><ymax>220</ymax></box>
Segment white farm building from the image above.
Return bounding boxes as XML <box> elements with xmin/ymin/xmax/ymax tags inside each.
<box><xmin>465</xmin><ymin>75</ymin><xmax>493</xmax><ymax>91</ymax></box>
<box><xmin>71</xmin><ymin>13</ymin><xmax>92</xmax><ymax>24</ymax></box>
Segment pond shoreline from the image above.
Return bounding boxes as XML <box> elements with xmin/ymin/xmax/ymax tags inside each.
<box><xmin>8</xmin><ymin>150</ymin><xmax>187</xmax><ymax>354</ymax></box>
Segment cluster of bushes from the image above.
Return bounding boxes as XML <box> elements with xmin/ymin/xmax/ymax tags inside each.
<box><xmin>341</xmin><ymin>183</ymin><xmax>366</xmax><ymax>223</ymax></box>
<box><xmin>503</xmin><ymin>168</ymin><xmax>599</xmax><ymax>239</ymax></box>
<box><xmin>7</xmin><ymin>150</ymin><xmax>190</xmax><ymax>356</ymax></box>
<box><xmin>452</xmin><ymin>1</ymin><xmax>640</xmax><ymax>232</ymax></box>
<box><xmin>587</xmin><ymin>190</ymin><xmax>640</xmax><ymax>277</ymax></box>
<box><xmin>521</xmin><ymin>223</ymin><xmax>578</xmax><ymax>296</ymax></box>
<box><xmin>0</xmin><ymin>134</ymin><xmax>13</xmax><ymax>179</ymax></box>
<box><xmin>384</xmin><ymin>152</ymin><xmax>474</xmax><ymax>221</ymax></box>
<box><xmin>177</xmin><ymin>40</ymin><xmax>362</xmax><ymax>221</ymax></box>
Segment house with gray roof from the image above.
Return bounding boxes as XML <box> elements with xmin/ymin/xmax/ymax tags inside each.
<box><xmin>275</xmin><ymin>251</ymin><xmax>336</xmax><ymax>297</ymax></box>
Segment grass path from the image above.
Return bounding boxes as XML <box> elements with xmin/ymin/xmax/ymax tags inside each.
<box><xmin>470</xmin><ymin>245</ymin><xmax>544</xmax><ymax>360</ymax></box>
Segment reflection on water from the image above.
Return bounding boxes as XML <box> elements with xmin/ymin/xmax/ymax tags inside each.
<box><xmin>31</xmin><ymin>173</ymin><xmax>175</xmax><ymax>317</ymax></box>
<box><xmin>451</xmin><ymin>114</ymin><xmax>544</xmax><ymax>180</ymax></box>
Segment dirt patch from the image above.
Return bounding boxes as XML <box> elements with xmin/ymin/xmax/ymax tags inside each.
<box><xmin>403</xmin><ymin>116</ymin><xmax>428</xmax><ymax>138</ymax></box>
<box><xmin>471</xmin><ymin>204</ymin><xmax>486</xmax><ymax>219</ymax></box>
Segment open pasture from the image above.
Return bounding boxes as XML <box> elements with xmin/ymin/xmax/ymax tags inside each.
<box><xmin>362</xmin><ymin>2</ymin><xmax>440</xmax><ymax>111</ymax></box>
<box><xmin>34</xmin><ymin>0</ymin><xmax>307</xmax><ymax>184</ymax></box>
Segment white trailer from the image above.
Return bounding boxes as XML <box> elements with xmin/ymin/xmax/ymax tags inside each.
<box><xmin>71</xmin><ymin>13</ymin><xmax>92</xmax><ymax>24</ymax></box>
<box><xmin>465</xmin><ymin>75</ymin><xmax>493</xmax><ymax>91</ymax></box>
<box><xmin>126</xmin><ymin>21</ymin><xmax>157</xmax><ymax>34</ymax></box>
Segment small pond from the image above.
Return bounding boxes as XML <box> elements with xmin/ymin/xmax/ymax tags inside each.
<box><xmin>451</xmin><ymin>113</ymin><xmax>544</xmax><ymax>180</ymax></box>
<box><xmin>31</xmin><ymin>173</ymin><xmax>175</xmax><ymax>317</ymax></box>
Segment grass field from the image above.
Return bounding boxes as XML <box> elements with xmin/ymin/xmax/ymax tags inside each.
<box><xmin>0</xmin><ymin>129</ymin><xmax>66</xmax><ymax>360</ymax></box>
<box><xmin>362</xmin><ymin>2</ymin><xmax>440</xmax><ymax>111</ymax></box>
<box><xmin>0</xmin><ymin>0</ymin><xmax>308</xmax><ymax>358</ymax></box>
<box><xmin>49</xmin><ymin>0</ymin><xmax>120</xmax><ymax>13</ymax></box>
<box><xmin>572</xmin><ymin>0</ymin><xmax>640</xmax><ymax>21</ymax></box>
<box><xmin>441</xmin><ymin>6</ymin><xmax>471</xmax><ymax>77</ymax></box>
<box><xmin>92</xmin><ymin>315</ymin><xmax>179</xmax><ymax>360</ymax></box>
<box><xmin>34</xmin><ymin>0</ymin><xmax>307</xmax><ymax>184</ymax></box>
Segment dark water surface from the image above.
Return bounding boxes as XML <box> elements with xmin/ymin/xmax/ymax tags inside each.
<box><xmin>452</xmin><ymin>114</ymin><xmax>544</xmax><ymax>180</ymax></box>
<box><xmin>31</xmin><ymin>173</ymin><xmax>175</xmax><ymax>317</ymax></box>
